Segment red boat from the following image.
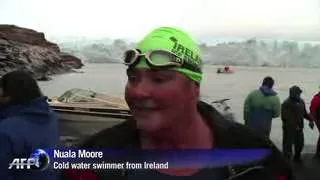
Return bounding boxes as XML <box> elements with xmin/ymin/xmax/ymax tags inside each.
<box><xmin>217</xmin><ymin>66</ymin><xmax>234</xmax><ymax>74</ymax></box>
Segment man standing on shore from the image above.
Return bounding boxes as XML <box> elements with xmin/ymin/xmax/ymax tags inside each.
<box><xmin>243</xmin><ymin>76</ymin><xmax>281</xmax><ymax>138</ymax></box>
<box><xmin>281</xmin><ymin>86</ymin><xmax>314</xmax><ymax>163</ymax></box>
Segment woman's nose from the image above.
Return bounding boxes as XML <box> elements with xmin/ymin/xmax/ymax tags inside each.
<box><xmin>128</xmin><ymin>78</ymin><xmax>153</xmax><ymax>99</ymax></box>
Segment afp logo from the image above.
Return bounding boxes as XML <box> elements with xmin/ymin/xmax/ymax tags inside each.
<box><xmin>8</xmin><ymin>149</ymin><xmax>50</xmax><ymax>171</ymax></box>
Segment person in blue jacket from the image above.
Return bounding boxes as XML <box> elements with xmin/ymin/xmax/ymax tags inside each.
<box><xmin>0</xmin><ymin>70</ymin><xmax>59</xmax><ymax>180</ymax></box>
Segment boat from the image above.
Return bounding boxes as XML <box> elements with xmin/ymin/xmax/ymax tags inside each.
<box><xmin>210</xmin><ymin>98</ymin><xmax>235</xmax><ymax>122</ymax></box>
<box><xmin>48</xmin><ymin>88</ymin><xmax>131</xmax><ymax>139</ymax></box>
<box><xmin>216</xmin><ymin>66</ymin><xmax>234</xmax><ymax>74</ymax></box>
<box><xmin>52</xmin><ymin>88</ymin><xmax>237</xmax><ymax>146</ymax></box>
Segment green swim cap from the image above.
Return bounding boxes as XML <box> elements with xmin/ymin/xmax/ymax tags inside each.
<box><xmin>133</xmin><ymin>27</ymin><xmax>203</xmax><ymax>83</ymax></box>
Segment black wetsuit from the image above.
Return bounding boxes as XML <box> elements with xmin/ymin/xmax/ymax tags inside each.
<box><xmin>62</xmin><ymin>101</ymin><xmax>294</xmax><ymax>180</ymax></box>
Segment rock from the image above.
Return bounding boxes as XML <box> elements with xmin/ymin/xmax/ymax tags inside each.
<box><xmin>0</xmin><ymin>24</ymin><xmax>84</xmax><ymax>78</ymax></box>
<box><xmin>0</xmin><ymin>25</ymin><xmax>60</xmax><ymax>52</ymax></box>
<box><xmin>60</xmin><ymin>52</ymin><xmax>84</xmax><ymax>69</ymax></box>
<box><xmin>36</xmin><ymin>74</ymin><xmax>52</xmax><ymax>81</ymax></box>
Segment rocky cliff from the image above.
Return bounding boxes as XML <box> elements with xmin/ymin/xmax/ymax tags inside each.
<box><xmin>0</xmin><ymin>25</ymin><xmax>84</xmax><ymax>80</ymax></box>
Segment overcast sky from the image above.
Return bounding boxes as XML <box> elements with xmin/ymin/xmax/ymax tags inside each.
<box><xmin>1</xmin><ymin>0</ymin><xmax>319</xmax><ymax>41</ymax></box>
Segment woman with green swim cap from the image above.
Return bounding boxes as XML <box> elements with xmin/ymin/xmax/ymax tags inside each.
<box><xmin>62</xmin><ymin>27</ymin><xmax>293</xmax><ymax>180</ymax></box>
<box><xmin>123</xmin><ymin>26</ymin><xmax>203</xmax><ymax>83</ymax></box>
<box><xmin>124</xmin><ymin>29</ymin><xmax>211</xmax><ymax>174</ymax></box>
<box><xmin>122</xmin><ymin>27</ymin><xmax>293</xmax><ymax>179</ymax></box>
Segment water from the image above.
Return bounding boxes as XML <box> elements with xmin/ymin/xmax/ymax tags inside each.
<box><xmin>39</xmin><ymin>63</ymin><xmax>320</xmax><ymax>151</ymax></box>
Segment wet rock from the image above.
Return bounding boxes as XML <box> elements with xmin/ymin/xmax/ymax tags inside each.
<box><xmin>36</xmin><ymin>74</ymin><xmax>52</xmax><ymax>81</ymax></box>
<box><xmin>0</xmin><ymin>24</ymin><xmax>84</xmax><ymax>78</ymax></box>
<box><xmin>60</xmin><ymin>52</ymin><xmax>84</xmax><ymax>69</ymax></box>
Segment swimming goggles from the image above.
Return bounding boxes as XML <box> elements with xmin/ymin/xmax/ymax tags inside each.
<box><xmin>123</xmin><ymin>49</ymin><xmax>201</xmax><ymax>73</ymax></box>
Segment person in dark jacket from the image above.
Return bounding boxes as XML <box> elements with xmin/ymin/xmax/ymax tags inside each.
<box><xmin>309</xmin><ymin>89</ymin><xmax>320</xmax><ymax>158</ymax></box>
<box><xmin>0</xmin><ymin>70</ymin><xmax>59</xmax><ymax>180</ymax></box>
<box><xmin>281</xmin><ymin>86</ymin><xmax>314</xmax><ymax>163</ymax></box>
<box><xmin>63</xmin><ymin>27</ymin><xmax>293</xmax><ymax>180</ymax></box>
<box><xmin>244</xmin><ymin>76</ymin><xmax>281</xmax><ymax>138</ymax></box>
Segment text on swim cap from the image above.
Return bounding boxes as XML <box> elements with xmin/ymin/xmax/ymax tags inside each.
<box><xmin>170</xmin><ymin>37</ymin><xmax>201</xmax><ymax>67</ymax></box>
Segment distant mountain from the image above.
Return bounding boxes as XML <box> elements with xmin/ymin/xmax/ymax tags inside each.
<box><xmin>53</xmin><ymin>38</ymin><xmax>136</xmax><ymax>63</ymax></box>
<box><xmin>53</xmin><ymin>36</ymin><xmax>320</xmax><ymax>68</ymax></box>
<box><xmin>201</xmin><ymin>38</ymin><xmax>320</xmax><ymax>68</ymax></box>
<box><xmin>47</xmin><ymin>36</ymin><xmax>113</xmax><ymax>45</ymax></box>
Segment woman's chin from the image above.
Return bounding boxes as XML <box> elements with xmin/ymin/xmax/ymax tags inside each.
<box><xmin>135</xmin><ymin>116</ymin><xmax>166</xmax><ymax>133</ymax></box>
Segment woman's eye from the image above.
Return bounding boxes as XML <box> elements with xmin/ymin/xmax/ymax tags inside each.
<box><xmin>127</xmin><ymin>74</ymin><xmax>138</xmax><ymax>82</ymax></box>
<box><xmin>152</xmin><ymin>77</ymin><xmax>167</xmax><ymax>83</ymax></box>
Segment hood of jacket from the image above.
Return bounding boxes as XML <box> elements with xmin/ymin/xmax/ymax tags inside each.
<box><xmin>259</xmin><ymin>86</ymin><xmax>277</xmax><ymax>96</ymax></box>
<box><xmin>0</xmin><ymin>96</ymin><xmax>56</xmax><ymax>125</ymax></box>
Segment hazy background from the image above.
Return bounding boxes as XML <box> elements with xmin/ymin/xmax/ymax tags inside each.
<box><xmin>1</xmin><ymin>0</ymin><xmax>320</xmax><ymax>68</ymax></box>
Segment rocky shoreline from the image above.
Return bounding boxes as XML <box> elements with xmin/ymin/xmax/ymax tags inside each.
<box><xmin>0</xmin><ymin>24</ymin><xmax>84</xmax><ymax>80</ymax></box>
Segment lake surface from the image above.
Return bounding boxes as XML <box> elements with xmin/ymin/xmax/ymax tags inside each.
<box><xmin>39</xmin><ymin>63</ymin><xmax>320</xmax><ymax>151</ymax></box>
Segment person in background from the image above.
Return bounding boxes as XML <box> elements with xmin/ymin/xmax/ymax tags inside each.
<box><xmin>63</xmin><ymin>27</ymin><xmax>293</xmax><ymax>180</ymax></box>
<box><xmin>309</xmin><ymin>88</ymin><xmax>320</xmax><ymax>159</ymax></box>
<box><xmin>281</xmin><ymin>86</ymin><xmax>314</xmax><ymax>163</ymax></box>
<box><xmin>0</xmin><ymin>70</ymin><xmax>59</xmax><ymax>180</ymax></box>
<box><xmin>243</xmin><ymin>76</ymin><xmax>281</xmax><ymax>138</ymax></box>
